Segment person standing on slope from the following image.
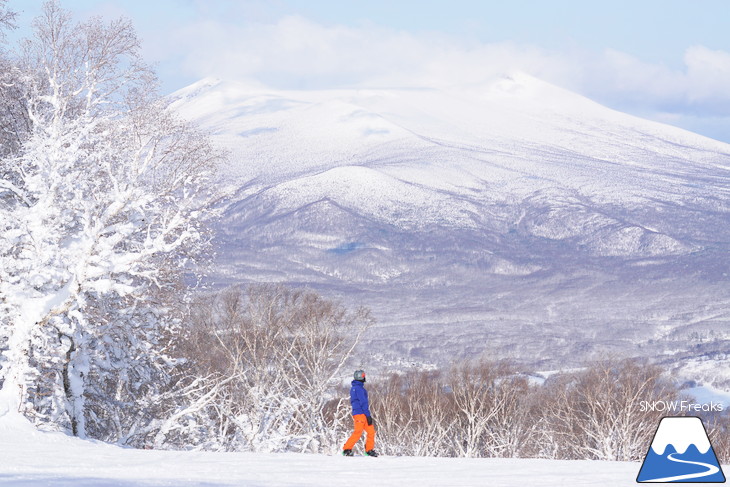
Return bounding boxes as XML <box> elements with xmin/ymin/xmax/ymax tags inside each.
<box><xmin>342</xmin><ymin>369</ymin><xmax>378</xmax><ymax>457</ymax></box>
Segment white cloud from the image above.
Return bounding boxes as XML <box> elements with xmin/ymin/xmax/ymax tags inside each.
<box><xmin>684</xmin><ymin>45</ymin><xmax>730</xmax><ymax>106</ymax></box>
<box><xmin>590</xmin><ymin>49</ymin><xmax>683</xmax><ymax>100</ymax></box>
<box><xmin>145</xmin><ymin>14</ymin><xmax>730</xmax><ymax>140</ymax></box>
<box><xmin>161</xmin><ymin>15</ymin><xmax>574</xmax><ymax>89</ymax></box>
<box><xmin>162</xmin><ymin>15</ymin><xmax>730</xmax><ymax>102</ymax></box>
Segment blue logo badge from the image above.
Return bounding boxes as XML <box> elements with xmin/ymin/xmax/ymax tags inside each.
<box><xmin>637</xmin><ymin>416</ymin><xmax>726</xmax><ymax>483</ymax></box>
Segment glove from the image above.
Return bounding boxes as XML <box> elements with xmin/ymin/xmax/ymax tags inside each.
<box><xmin>366</xmin><ymin>416</ymin><xmax>373</xmax><ymax>426</ymax></box>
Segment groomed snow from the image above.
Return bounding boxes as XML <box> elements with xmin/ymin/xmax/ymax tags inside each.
<box><xmin>0</xmin><ymin>411</ymin><xmax>671</xmax><ymax>487</ymax></box>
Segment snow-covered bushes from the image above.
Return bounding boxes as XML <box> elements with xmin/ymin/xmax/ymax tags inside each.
<box><xmin>370</xmin><ymin>361</ymin><xmax>534</xmax><ymax>458</ymax></box>
<box><xmin>707</xmin><ymin>412</ymin><xmax>730</xmax><ymax>464</ymax></box>
<box><xmin>538</xmin><ymin>359</ymin><xmax>678</xmax><ymax>461</ymax></box>
<box><xmin>448</xmin><ymin>361</ymin><xmax>532</xmax><ymax>458</ymax></box>
<box><xmin>370</xmin><ymin>359</ymin><xmax>682</xmax><ymax>460</ymax></box>
<box><xmin>531</xmin><ymin>359</ymin><xmax>679</xmax><ymax>461</ymax></box>
<box><xmin>0</xmin><ymin>2</ymin><xmax>222</xmax><ymax>441</ymax></box>
<box><xmin>149</xmin><ymin>285</ymin><xmax>372</xmax><ymax>452</ymax></box>
<box><xmin>370</xmin><ymin>369</ymin><xmax>452</xmax><ymax>456</ymax></box>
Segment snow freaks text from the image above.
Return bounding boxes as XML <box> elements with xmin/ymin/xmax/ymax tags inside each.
<box><xmin>639</xmin><ymin>401</ymin><xmax>725</xmax><ymax>413</ymax></box>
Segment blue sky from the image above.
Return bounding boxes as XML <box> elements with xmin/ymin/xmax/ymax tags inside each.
<box><xmin>6</xmin><ymin>0</ymin><xmax>730</xmax><ymax>142</ymax></box>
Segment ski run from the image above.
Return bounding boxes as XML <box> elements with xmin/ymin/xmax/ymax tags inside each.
<box><xmin>0</xmin><ymin>411</ymin><xmax>693</xmax><ymax>487</ymax></box>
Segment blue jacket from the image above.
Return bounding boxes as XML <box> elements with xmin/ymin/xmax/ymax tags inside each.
<box><xmin>349</xmin><ymin>380</ymin><xmax>371</xmax><ymax>416</ymax></box>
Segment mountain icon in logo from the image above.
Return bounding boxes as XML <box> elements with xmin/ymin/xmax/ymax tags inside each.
<box><xmin>637</xmin><ymin>416</ymin><xmax>726</xmax><ymax>483</ymax></box>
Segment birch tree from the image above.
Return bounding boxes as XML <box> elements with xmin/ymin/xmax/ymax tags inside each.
<box><xmin>0</xmin><ymin>1</ymin><xmax>223</xmax><ymax>441</ymax></box>
<box><xmin>371</xmin><ymin>370</ymin><xmax>455</xmax><ymax>457</ymax></box>
<box><xmin>0</xmin><ymin>0</ymin><xmax>14</xmax><ymax>38</ymax></box>
<box><xmin>447</xmin><ymin>360</ymin><xmax>525</xmax><ymax>457</ymax></box>
<box><xmin>163</xmin><ymin>285</ymin><xmax>372</xmax><ymax>452</ymax></box>
<box><xmin>543</xmin><ymin>359</ymin><xmax>679</xmax><ymax>461</ymax></box>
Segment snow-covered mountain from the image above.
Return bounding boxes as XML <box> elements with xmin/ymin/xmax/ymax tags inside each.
<box><xmin>170</xmin><ymin>74</ymin><xmax>730</xmax><ymax>376</ymax></box>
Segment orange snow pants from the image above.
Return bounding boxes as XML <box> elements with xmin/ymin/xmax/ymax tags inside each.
<box><xmin>343</xmin><ymin>414</ymin><xmax>375</xmax><ymax>451</ymax></box>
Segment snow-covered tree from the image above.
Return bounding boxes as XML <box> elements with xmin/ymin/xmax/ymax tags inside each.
<box><xmin>154</xmin><ymin>285</ymin><xmax>372</xmax><ymax>452</ymax></box>
<box><xmin>0</xmin><ymin>1</ymin><xmax>223</xmax><ymax>440</ymax></box>
<box><xmin>542</xmin><ymin>359</ymin><xmax>679</xmax><ymax>461</ymax></box>
<box><xmin>371</xmin><ymin>370</ymin><xmax>455</xmax><ymax>457</ymax></box>
<box><xmin>0</xmin><ymin>0</ymin><xmax>14</xmax><ymax>37</ymax></box>
<box><xmin>0</xmin><ymin>3</ymin><xmax>26</xmax><ymax>162</ymax></box>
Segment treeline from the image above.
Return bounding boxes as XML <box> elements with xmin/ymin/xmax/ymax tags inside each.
<box><xmin>366</xmin><ymin>361</ymin><xmax>730</xmax><ymax>463</ymax></box>
<box><xmin>150</xmin><ymin>284</ymin><xmax>729</xmax><ymax>463</ymax></box>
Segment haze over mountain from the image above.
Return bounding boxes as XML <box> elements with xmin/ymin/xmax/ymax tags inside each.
<box><xmin>170</xmin><ymin>73</ymin><xmax>730</xmax><ymax>385</ymax></box>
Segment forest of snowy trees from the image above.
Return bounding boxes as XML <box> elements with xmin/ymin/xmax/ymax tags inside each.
<box><xmin>0</xmin><ymin>1</ymin><xmax>728</xmax><ymax>463</ymax></box>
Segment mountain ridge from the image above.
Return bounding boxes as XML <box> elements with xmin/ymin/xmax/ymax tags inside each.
<box><xmin>171</xmin><ymin>73</ymin><xmax>730</xmax><ymax>380</ymax></box>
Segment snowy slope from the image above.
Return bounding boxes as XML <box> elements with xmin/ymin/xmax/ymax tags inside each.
<box><xmin>0</xmin><ymin>412</ymin><xmax>656</xmax><ymax>487</ymax></box>
<box><xmin>170</xmin><ymin>74</ymin><xmax>730</xmax><ymax>377</ymax></box>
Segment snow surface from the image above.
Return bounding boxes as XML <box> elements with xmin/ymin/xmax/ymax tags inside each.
<box><xmin>0</xmin><ymin>411</ymin><xmax>653</xmax><ymax>487</ymax></box>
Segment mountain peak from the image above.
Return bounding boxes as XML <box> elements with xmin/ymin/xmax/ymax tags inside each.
<box><xmin>172</xmin><ymin>74</ymin><xmax>730</xmax><ymax>371</ymax></box>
